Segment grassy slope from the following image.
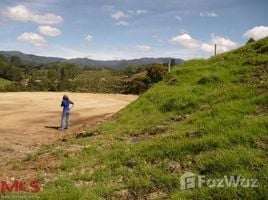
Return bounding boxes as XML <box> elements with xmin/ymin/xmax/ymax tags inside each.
<box><xmin>14</xmin><ymin>38</ymin><xmax>267</xmax><ymax>199</ymax></box>
<box><xmin>0</xmin><ymin>78</ymin><xmax>12</xmax><ymax>89</ymax></box>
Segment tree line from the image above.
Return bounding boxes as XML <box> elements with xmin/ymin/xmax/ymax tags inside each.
<box><xmin>0</xmin><ymin>55</ymin><xmax>176</xmax><ymax>94</ymax></box>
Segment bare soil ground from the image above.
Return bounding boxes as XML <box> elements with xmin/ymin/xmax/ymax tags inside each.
<box><xmin>0</xmin><ymin>92</ymin><xmax>137</xmax><ymax>168</ymax></box>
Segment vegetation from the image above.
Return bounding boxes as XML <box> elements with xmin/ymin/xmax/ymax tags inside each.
<box><xmin>247</xmin><ymin>38</ymin><xmax>256</xmax><ymax>44</ymax></box>
<box><xmin>3</xmin><ymin>37</ymin><xmax>268</xmax><ymax>199</ymax></box>
<box><xmin>122</xmin><ymin>64</ymin><xmax>167</xmax><ymax>94</ymax></box>
<box><xmin>0</xmin><ymin>78</ymin><xmax>12</xmax><ymax>89</ymax></box>
<box><xmin>0</xmin><ymin>55</ymin><xmax>24</xmax><ymax>82</ymax></box>
<box><xmin>0</xmin><ymin>51</ymin><xmax>183</xmax><ymax>68</ymax></box>
<box><xmin>0</xmin><ymin>54</ymin><xmax>168</xmax><ymax>94</ymax></box>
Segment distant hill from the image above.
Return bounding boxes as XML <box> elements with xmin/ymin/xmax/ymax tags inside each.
<box><xmin>0</xmin><ymin>51</ymin><xmax>66</xmax><ymax>64</ymax></box>
<box><xmin>0</xmin><ymin>51</ymin><xmax>183</xmax><ymax>68</ymax></box>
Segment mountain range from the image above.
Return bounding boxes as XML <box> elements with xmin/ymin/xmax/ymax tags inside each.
<box><xmin>0</xmin><ymin>51</ymin><xmax>183</xmax><ymax>68</ymax></box>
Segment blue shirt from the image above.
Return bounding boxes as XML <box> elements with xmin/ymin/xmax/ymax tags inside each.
<box><xmin>61</xmin><ymin>100</ymin><xmax>74</xmax><ymax>112</ymax></box>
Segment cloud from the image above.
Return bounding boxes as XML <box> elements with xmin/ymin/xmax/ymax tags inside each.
<box><xmin>110</xmin><ymin>9</ymin><xmax>146</xmax><ymax>26</ymax></box>
<box><xmin>38</xmin><ymin>25</ymin><xmax>61</xmax><ymax>37</ymax></box>
<box><xmin>175</xmin><ymin>15</ymin><xmax>182</xmax><ymax>21</ymax></box>
<box><xmin>243</xmin><ymin>26</ymin><xmax>268</xmax><ymax>40</ymax></box>
<box><xmin>111</xmin><ymin>11</ymin><xmax>127</xmax><ymax>20</ymax></box>
<box><xmin>17</xmin><ymin>32</ymin><xmax>47</xmax><ymax>47</ymax></box>
<box><xmin>3</xmin><ymin>5</ymin><xmax>63</xmax><ymax>24</ymax></box>
<box><xmin>210</xmin><ymin>35</ymin><xmax>238</xmax><ymax>50</ymax></box>
<box><xmin>136</xmin><ymin>10</ymin><xmax>147</xmax><ymax>15</ymax></box>
<box><xmin>170</xmin><ymin>33</ymin><xmax>238</xmax><ymax>53</ymax></box>
<box><xmin>201</xmin><ymin>35</ymin><xmax>239</xmax><ymax>53</ymax></box>
<box><xmin>127</xmin><ymin>10</ymin><xmax>135</xmax><ymax>15</ymax></box>
<box><xmin>200</xmin><ymin>11</ymin><xmax>218</xmax><ymax>17</ymax></box>
<box><xmin>115</xmin><ymin>21</ymin><xmax>129</xmax><ymax>26</ymax></box>
<box><xmin>200</xmin><ymin>43</ymin><xmax>214</xmax><ymax>52</ymax></box>
<box><xmin>31</xmin><ymin>13</ymin><xmax>63</xmax><ymax>25</ymax></box>
<box><xmin>127</xmin><ymin>9</ymin><xmax>147</xmax><ymax>15</ymax></box>
<box><xmin>169</xmin><ymin>34</ymin><xmax>200</xmax><ymax>48</ymax></box>
<box><xmin>136</xmin><ymin>45</ymin><xmax>152</xmax><ymax>52</ymax></box>
<box><xmin>85</xmin><ymin>34</ymin><xmax>93</xmax><ymax>41</ymax></box>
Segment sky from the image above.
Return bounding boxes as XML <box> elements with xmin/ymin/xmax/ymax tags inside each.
<box><xmin>0</xmin><ymin>0</ymin><xmax>268</xmax><ymax>60</ymax></box>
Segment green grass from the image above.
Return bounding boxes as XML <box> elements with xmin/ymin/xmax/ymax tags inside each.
<box><xmin>7</xmin><ymin>38</ymin><xmax>268</xmax><ymax>199</ymax></box>
<box><xmin>0</xmin><ymin>77</ymin><xmax>12</xmax><ymax>89</ymax></box>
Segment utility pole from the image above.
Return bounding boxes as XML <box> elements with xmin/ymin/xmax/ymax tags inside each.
<box><xmin>214</xmin><ymin>44</ymin><xmax>217</xmax><ymax>56</ymax></box>
<box><xmin>168</xmin><ymin>60</ymin><xmax>171</xmax><ymax>73</ymax></box>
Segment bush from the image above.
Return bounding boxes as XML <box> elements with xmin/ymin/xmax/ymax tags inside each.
<box><xmin>147</xmin><ymin>65</ymin><xmax>167</xmax><ymax>83</ymax></box>
<box><xmin>122</xmin><ymin>76</ymin><xmax>151</xmax><ymax>94</ymax></box>
<box><xmin>246</xmin><ymin>38</ymin><xmax>255</xmax><ymax>44</ymax></box>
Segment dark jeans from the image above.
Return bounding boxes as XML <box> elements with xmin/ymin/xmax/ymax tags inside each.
<box><xmin>60</xmin><ymin>111</ymin><xmax>70</xmax><ymax>129</ymax></box>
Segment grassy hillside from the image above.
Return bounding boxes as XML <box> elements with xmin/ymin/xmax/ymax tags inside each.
<box><xmin>6</xmin><ymin>38</ymin><xmax>267</xmax><ymax>199</ymax></box>
<box><xmin>0</xmin><ymin>78</ymin><xmax>12</xmax><ymax>90</ymax></box>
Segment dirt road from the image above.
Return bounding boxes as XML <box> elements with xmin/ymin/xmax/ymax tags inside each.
<box><xmin>0</xmin><ymin>92</ymin><xmax>137</xmax><ymax>166</ymax></box>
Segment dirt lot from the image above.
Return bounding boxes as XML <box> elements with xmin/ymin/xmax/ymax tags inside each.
<box><xmin>0</xmin><ymin>92</ymin><xmax>137</xmax><ymax>167</ymax></box>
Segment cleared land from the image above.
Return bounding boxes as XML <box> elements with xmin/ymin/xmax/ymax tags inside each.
<box><xmin>0</xmin><ymin>92</ymin><xmax>137</xmax><ymax>166</ymax></box>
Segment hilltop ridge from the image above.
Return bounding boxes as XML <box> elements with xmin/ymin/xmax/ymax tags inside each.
<box><xmin>0</xmin><ymin>50</ymin><xmax>183</xmax><ymax>68</ymax></box>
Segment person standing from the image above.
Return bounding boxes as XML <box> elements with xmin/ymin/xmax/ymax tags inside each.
<box><xmin>60</xmin><ymin>95</ymin><xmax>74</xmax><ymax>130</ymax></box>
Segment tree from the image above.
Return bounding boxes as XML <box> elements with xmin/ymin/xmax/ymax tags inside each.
<box><xmin>60</xmin><ymin>63</ymin><xmax>81</xmax><ymax>80</ymax></box>
<box><xmin>122</xmin><ymin>76</ymin><xmax>151</xmax><ymax>94</ymax></box>
<box><xmin>0</xmin><ymin>56</ymin><xmax>24</xmax><ymax>81</ymax></box>
<box><xmin>246</xmin><ymin>38</ymin><xmax>255</xmax><ymax>44</ymax></box>
<box><xmin>146</xmin><ymin>64</ymin><xmax>167</xmax><ymax>83</ymax></box>
<box><xmin>10</xmin><ymin>56</ymin><xmax>22</xmax><ymax>67</ymax></box>
<box><xmin>170</xmin><ymin>59</ymin><xmax>176</xmax><ymax>67</ymax></box>
<box><xmin>60</xmin><ymin>67</ymin><xmax>68</xmax><ymax>80</ymax></box>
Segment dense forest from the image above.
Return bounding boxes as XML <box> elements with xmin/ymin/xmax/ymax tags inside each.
<box><xmin>0</xmin><ymin>55</ymin><xmax>176</xmax><ymax>94</ymax></box>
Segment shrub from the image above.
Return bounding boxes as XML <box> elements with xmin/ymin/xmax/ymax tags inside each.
<box><xmin>147</xmin><ymin>65</ymin><xmax>167</xmax><ymax>83</ymax></box>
